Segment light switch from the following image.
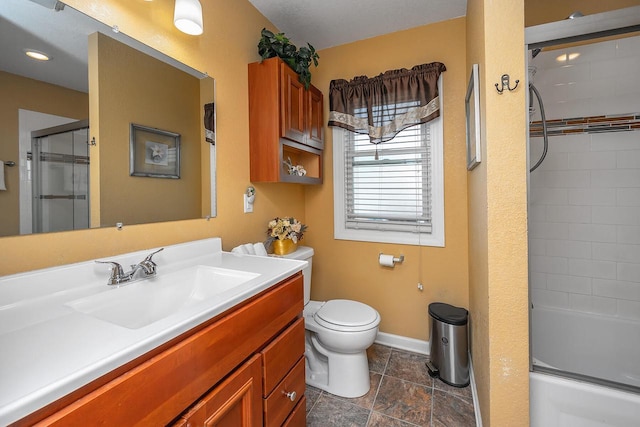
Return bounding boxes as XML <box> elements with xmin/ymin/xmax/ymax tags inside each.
<box><xmin>244</xmin><ymin>194</ymin><xmax>254</xmax><ymax>213</ymax></box>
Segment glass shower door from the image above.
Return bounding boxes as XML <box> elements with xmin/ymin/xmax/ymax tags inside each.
<box><xmin>32</xmin><ymin>120</ymin><xmax>90</xmax><ymax>233</ymax></box>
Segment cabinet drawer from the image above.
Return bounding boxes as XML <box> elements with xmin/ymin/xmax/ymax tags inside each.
<box><xmin>261</xmin><ymin>317</ymin><xmax>305</xmax><ymax>397</ymax></box>
<box><xmin>282</xmin><ymin>396</ymin><xmax>306</xmax><ymax>427</ymax></box>
<box><xmin>263</xmin><ymin>358</ymin><xmax>305</xmax><ymax>427</ymax></box>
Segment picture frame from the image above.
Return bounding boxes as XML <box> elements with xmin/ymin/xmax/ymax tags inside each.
<box><xmin>465</xmin><ymin>63</ymin><xmax>481</xmax><ymax>170</ymax></box>
<box><xmin>130</xmin><ymin>123</ymin><xmax>181</xmax><ymax>179</ymax></box>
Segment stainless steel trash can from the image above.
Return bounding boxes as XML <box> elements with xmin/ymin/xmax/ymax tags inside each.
<box><xmin>426</xmin><ymin>302</ymin><xmax>469</xmax><ymax>387</ymax></box>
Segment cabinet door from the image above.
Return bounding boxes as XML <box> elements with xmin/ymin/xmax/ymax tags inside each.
<box><xmin>177</xmin><ymin>355</ymin><xmax>263</xmax><ymax>427</ymax></box>
<box><xmin>281</xmin><ymin>64</ymin><xmax>306</xmax><ymax>144</ymax></box>
<box><xmin>306</xmin><ymin>85</ymin><xmax>324</xmax><ymax>149</ymax></box>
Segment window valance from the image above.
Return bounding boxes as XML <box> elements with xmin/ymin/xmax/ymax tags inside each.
<box><xmin>328</xmin><ymin>62</ymin><xmax>446</xmax><ymax>144</ymax></box>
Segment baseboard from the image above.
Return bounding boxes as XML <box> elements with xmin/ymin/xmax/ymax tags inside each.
<box><xmin>375</xmin><ymin>332</ymin><xmax>481</xmax><ymax>426</ymax></box>
<box><xmin>469</xmin><ymin>356</ymin><xmax>483</xmax><ymax>427</ymax></box>
<box><xmin>375</xmin><ymin>331</ymin><xmax>430</xmax><ymax>355</ymax></box>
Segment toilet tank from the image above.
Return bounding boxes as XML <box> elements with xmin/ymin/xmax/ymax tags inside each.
<box><xmin>281</xmin><ymin>246</ymin><xmax>314</xmax><ymax>304</ymax></box>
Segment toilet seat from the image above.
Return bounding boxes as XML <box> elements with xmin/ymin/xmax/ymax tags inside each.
<box><xmin>314</xmin><ymin>299</ymin><xmax>380</xmax><ymax>332</ymax></box>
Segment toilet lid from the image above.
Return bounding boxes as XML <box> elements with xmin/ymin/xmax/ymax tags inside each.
<box><xmin>314</xmin><ymin>299</ymin><xmax>380</xmax><ymax>332</ymax></box>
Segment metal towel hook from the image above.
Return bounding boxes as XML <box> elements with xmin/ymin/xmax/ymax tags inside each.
<box><xmin>495</xmin><ymin>74</ymin><xmax>519</xmax><ymax>94</ymax></box>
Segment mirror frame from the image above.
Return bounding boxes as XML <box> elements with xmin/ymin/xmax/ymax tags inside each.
<box><xmin>0</xmin><ymin>0</ymin><xmax>216</xmax><ymax>238</ymax></box>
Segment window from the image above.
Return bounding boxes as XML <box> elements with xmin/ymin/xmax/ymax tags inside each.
<box><xmin>333</xmin><ymin>94</ymin><xmax>444</xmax><ymax>247</ymax></box>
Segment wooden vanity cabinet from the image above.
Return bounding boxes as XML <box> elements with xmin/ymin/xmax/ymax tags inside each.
<box><xmin>24</xmin><ymin>273</ymin><xmax>305</xmax><ymax>427</ymax></box>
<box><xmin>248</xmin><ymin>56</ymin><xmax>324</xmax><ymax>184</ymax></box>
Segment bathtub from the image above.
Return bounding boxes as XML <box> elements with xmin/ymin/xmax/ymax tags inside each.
<box><xmin>530</xmin><ymin>372</ymin><xmax>640</xmax><ymax>426</ymax></box>
<box><xmin>530</xmin><ymin>306</ymin><xmax>640</xmax><ymax>426</ymax></box>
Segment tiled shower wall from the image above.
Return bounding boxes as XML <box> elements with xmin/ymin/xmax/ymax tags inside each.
<box><xmin>528</xmin><ymin>34</ymin><xmax>640</xmax><ymax>321</ymax></box>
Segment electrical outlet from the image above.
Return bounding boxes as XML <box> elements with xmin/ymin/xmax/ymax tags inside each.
<box><xmin>243</xmin><ymin>194</ymin><xmax>253</xmax><ymax>213</ymax></box>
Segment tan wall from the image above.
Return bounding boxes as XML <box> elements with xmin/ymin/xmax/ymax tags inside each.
<box><xmin>0</xmin><ymin>71</ymin><xmax>88</xmax><ymax>237</ymax></box>
<box><xmin>306</xmin><ymin>18</ymin><xmax>469</xmax><ymax>340</ymax></box>
<box><xmin>0</xmin><ymin>0</ymin><xmax>304</xmax><ymax>274</ymax></box>
<box><xmin>467</xmin><ymin>0</ymin><xmax>529</xmax><ymax>425</ymax></box>
<box><xmin>92</xmin><ymin>33</ymin><xmax>201</xmax><ymax>226</ymax></box>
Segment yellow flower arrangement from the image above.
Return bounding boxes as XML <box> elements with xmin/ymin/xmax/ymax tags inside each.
<box><xmin>267</xmin><ymin>217</ymin><xmax>307</xmax><ymax>244</ymax></box>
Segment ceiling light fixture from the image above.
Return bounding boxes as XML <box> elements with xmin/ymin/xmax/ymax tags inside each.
<box><xmin>24</xmin><ymin>49</ymin><xmax>51</xmax><ymax>61</ymax></box>
<box><xmin>556</xmin><ymin>52</ymin><xmax>580</xmax><ymax>62</ymax></box>
<box><xmin>174</xmin><ymin>0</ymin><xmax>203</xmax><ymax>35</ymax></box>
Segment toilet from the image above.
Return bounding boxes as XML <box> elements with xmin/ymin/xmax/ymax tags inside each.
<box><xmin>282</xmin><ymin>246</ymin><xmax>381</xmax><ymax>398</ymax></box>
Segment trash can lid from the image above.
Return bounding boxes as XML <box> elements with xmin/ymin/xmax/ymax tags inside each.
<box><xmin>429</xmin><ymin>302</ymin><xmax>468</xmax><ymax>326</ymax></box>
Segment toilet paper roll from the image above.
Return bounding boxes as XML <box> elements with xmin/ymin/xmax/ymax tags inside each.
<box><xmin>379</xmin><ymin>254</ymin><xmax>395</xmax><ymax>267</ymax></box>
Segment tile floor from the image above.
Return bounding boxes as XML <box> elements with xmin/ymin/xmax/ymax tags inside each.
<box><xmin>305</xmin><ymin>344</ymin><xmax>476</xmax><ymax>427</ymax></box>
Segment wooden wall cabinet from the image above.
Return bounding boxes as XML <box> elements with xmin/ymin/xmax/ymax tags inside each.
<box><xmin>248</xmin><ymin>57</ymin><xmax>324</xmax><ymax>184</ymax></box>
<box><xmin>22</xmin><ymin>274</ymin><xmax>305</xmax><ymax>427</ymax></box>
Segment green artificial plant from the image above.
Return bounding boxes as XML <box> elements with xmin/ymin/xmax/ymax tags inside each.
<box><xmin>258</xmin><ymin>28</ymin><xmax>319</xmax><ymax>90</ymax></box>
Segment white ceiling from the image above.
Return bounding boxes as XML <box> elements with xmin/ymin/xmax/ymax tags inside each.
<box><xmin>0</xmin><ymin>0</ymin><xmax>204</xmax><ymax>94</ymax></box>
<box><xmin>1</xmin><ymin>0</ymin><xmax>468</xmax><ymax>93</ymax></box>
<box><xmin>247</xmin><ymin>0</ymin><xmax>467</xmax><ymax>50</ymax></box>
<box><xmin>0</xmin><ymin>0</ymin><xmax>91</xmax><ymax>92</ymax></box>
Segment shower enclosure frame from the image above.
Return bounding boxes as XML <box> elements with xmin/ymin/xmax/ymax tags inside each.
<box><xmin>524</xmin><ymin>6</ymin><xmax>640</xmax><ymax>427</ymax></box>
<box><xmin>525</xmin><ymin>7</ymin><xmax>640</xmax><ymax>425</ymax></box>
<box><xmin>31</xmin><ymin>119</ymin><xmax>90</xmax><ymax>234</ymax></box>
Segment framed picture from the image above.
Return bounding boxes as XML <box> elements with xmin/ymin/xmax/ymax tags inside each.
<box><xmin>130</xmin><ymin>123</ymin><xmax>181</xmax><ymax>178</ymax></box>
<box><xmin>465</xmin><ymin>63</ymin><xmax>481</xmax><ymax>170</ymax></box>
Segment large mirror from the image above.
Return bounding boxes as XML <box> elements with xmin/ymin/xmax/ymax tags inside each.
<box><xmin>0</xmin><ymin>0</ymin><xmax>216</xmax><ymax>237</ymax></box>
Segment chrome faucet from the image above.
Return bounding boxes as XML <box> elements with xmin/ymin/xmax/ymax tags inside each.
<box><xmin>96</xmin><ymin>248</ymin><xmax>164</xmax><ymax>286</ymax></box>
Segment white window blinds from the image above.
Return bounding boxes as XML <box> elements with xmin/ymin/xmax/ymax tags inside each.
<box><xmin>344</xmin><ymin>110</ymin><xmax>433</xmax><ymax>234</ymax></box>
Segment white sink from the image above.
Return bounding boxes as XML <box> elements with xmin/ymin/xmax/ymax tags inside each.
<box><xmin>65</xmin><ymin>265</ymin><xmax>260</xmax><ymax>329</ymax></box>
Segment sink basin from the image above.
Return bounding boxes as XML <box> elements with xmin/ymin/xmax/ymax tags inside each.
<box><xmin>66</xmin><ymin>265</ymin><xmax>260</xmax><ymax>329</ymax></box>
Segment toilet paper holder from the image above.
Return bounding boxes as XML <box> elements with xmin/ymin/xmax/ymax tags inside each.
<box><xmin>379</xmin><ymin>253</ymin><xmax>405</xmax><ymax>267</ymax></box>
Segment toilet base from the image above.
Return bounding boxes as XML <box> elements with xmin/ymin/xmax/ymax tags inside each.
<box><xmin>305</xmin><ymin>333</ymin><xmax>371</xmax><ymax>398</ymax></box>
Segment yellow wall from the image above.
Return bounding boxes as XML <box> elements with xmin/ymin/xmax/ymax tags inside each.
<box><xmin>0</xmin><ymin>0</ymin><xmax>304</xmax><ymax>274</ymax></box>
<box><xmin>467</xmin><ymin>0</ymin><xmax>529</xmax><ymax>425</ymax></box>
<box><xmin>307</xmin><ymin>18</ymin><xmax>469</xmax><ymax>340</ymax></box>
<box><xmin>92</xmin><ymin>33</ymin><xmax>201</xmax><ymax>226</ymax></box>
<box><xmin>0</xmin><ymin>71</ymin><xmax>88</xmax><ymax>237</ymax></box>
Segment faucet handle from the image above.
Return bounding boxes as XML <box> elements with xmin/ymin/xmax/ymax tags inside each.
<box><xmin>95</xmin><ymin>260</ymin><xmax>126</xmax><ymax>285</ymax></box>
<box><xmin>143</xmin><ymin>247</ymin><xmax>164</xmax><ymax>263</ymax></box>
<box><xmin>137</xmin><ymin>248</ymin><xmax>164</xmax><ymax>276</ymax></box>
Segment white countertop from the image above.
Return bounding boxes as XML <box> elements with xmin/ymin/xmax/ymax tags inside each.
<box><xmin>0</xmin><ymin>238</ymin><xmax>306</xmax><ymax>425</ymax></box>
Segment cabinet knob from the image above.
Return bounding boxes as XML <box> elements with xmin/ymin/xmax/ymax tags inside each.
<box><xmin>283</xmin><ymin>390</ymin><xmax>296</xmax><ymax>401</ymax></box>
